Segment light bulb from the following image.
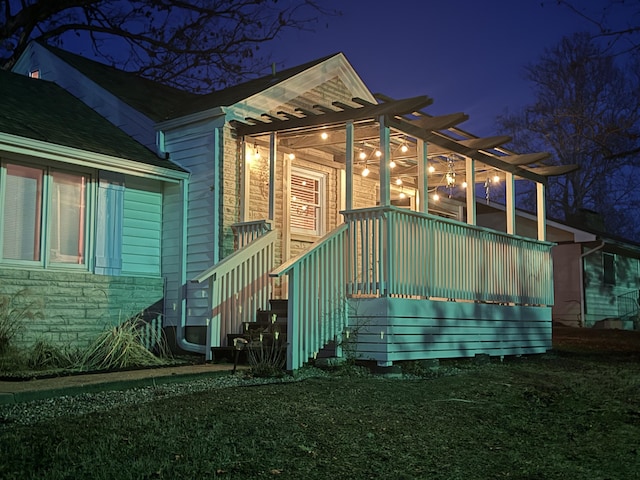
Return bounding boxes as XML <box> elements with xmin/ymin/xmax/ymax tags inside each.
<box><xmin>462</xmin><ymin>181</ymin><xmax>468</xmax><ymax>188</ymax></box>
<box><xmin>288</xmin><ymin>153</ymin><xmax>295</xmax><ymax>160</ymax></box>
<box><xmin>362</xmin><ymin>166</ymin><xmax>370</xmax><ymax>177</ymax></box>
<box><xmin>399</xmin><ymin>191</ymin><xmax>406</xmax><ymax>199</ymax></box>
<box><xmin>359</xmin><ymin>151</ymin><xmax>367</xmax><ymax>160</ymax></box>
<box><xmin>428</xmin><ymin>165</ymin><xmax>435</xmax><ymax>173</ymax></box>
<box><xmin>401</xmin><ymin>144</ymin><xmax>408</xmax><ymax>153</ymax></box>
<box><xmin>375</xmin><ymin>150</ymin><xmax>382</xmax><ymax>157</ymax></box>
<box><xmin>433</xmin><ymin>193</ymin><xmax>439</xmax><ymax>201</ymax></box>
<box><xmin>493</xmin><ymin>174</ymin><xmax>500</xmax><ymax>183</ymax></box>
<box><xmin>395</xmin><ymin>178</ymin><xmax>403</xmax><ymax>185</ymax></box>
<box><xmin>389</xmin><ymin>160</ymin><xmax>396</xmax><ymax>169</ymax></box>
<box><xmin>321</xmin><ymin>132</ymin><xmax>328</xmax><ymax>140</ymax></box>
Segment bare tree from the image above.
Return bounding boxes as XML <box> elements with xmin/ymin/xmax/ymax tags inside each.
<box><xmin>555</xmin><ymin>0</ymin><xmax>640</xmax><ymax>56</ymax></box>
<box><xmin>0</xmin><ymin>0</ymin><xmax>331</xmax><ymax>91</ymax></box>
<box><xmin>497</xmin><ymin>33</ymin><xmax>640</xmax><ymax>239</ymax></box>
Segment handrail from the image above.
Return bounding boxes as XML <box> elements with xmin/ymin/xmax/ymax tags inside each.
<box><xmin>270</xmin><ymin>224</ymin><xmax>349</xmax><ymax>371</ymax></box>
<box><xmin>271</xmin><ymin>224</ymin><xmax>349</xmax><ymax>277</ymax></box>
<box><xmin>193</xmin><ymin>229</ymin><xmax>278</xmax><ymax>283</ymax></box>
<box><xmin>192</xmin><ymin>229</ymin><xmax>277</xmax><ymax>360</ymax></box>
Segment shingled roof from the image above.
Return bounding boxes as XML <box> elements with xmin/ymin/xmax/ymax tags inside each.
<box><xmin>40</xmin><ymin>42</ymin><xmax>340</xmax><ymax>121</ymax></box>
<box><xmin>0</xmin><ymin>69</ymin><xmax>182</xmax><ymax>171</ymax></box>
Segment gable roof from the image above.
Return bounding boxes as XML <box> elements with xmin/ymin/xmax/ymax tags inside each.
<box><xmin>38</xmin><ymin>42</ymin><xmax>198</xmax><ymax>122</ymax></box>
<box><xmin>0</xmin><ymin>69</ymin><xmax>181</xmax><ymax>170</ymax></box>
<box><xmin>39</xmin><ymin>43</ymin><xmax>342</xmax><ymax>121</ymax></box>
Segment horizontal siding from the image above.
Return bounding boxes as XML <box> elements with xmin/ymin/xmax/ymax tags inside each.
<box><xmin>121</xmin><ymin>176</ymin><xmax>162</xmax><ymax>276</ymax></box>
<box><xmin>347</xmin><ymin>297</ymin><xmax>551</xmax><ymax>364</ymax></box>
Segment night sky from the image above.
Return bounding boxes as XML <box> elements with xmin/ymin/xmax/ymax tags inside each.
<box><xmin>265</xmin><ymin>0</ymin><xmax>618</xmax><ymax>136</ymax></box>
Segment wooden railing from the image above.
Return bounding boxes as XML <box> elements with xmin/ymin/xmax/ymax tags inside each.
<box><xmin>231</xmin><ymin>220</ymin><xmax>272</xmax><ymax>250</ymax></box>
<box><xmin>617</xmin><ymin>289</ymin><xmax>639</xmax><ymax>323</ymax></box>
<box><xmin>342</xmin><ymin>206</ymin><xmax>554</xmax><ymax>306</ymax></box>
<box><xmin>270</xmin><ymin>224</ymin><xmax>349</xmax><ymax>371</ymax></box>
<box><xmin>192</xmin><ymin>230</ymin><xmax>277</xmax><ymax>360</ymax></box>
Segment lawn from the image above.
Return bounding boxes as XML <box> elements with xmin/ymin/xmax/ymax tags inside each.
<box><xmin>1</xmin><ymin>328</ymin><xmax>639</xmax><ymax>480</ymax></box>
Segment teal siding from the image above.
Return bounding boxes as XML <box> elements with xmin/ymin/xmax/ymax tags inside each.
<box><xmin>95</xmin><ymin>171</ymin><xmax>124</xmax><ymax>275</ymax></box>
<box><xmin>121</xmin><ymin>177</ymin><xmax>162</xmax><ymax>276</ymax></box>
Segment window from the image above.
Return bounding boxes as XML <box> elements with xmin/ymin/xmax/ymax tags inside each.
<box><xmin>29</xmin><ymin>70</ymin><xmax>40</xmax><ymax>79</ymax></box>
<box><xmin>1</xmin><ymin>162</ymin><xmax>88</xmax><ymax>266</ymax></box>
<box><xmin>291</xmin><ymin>168</ymin><xmax>325</xmax><ymax>236</ymax></box>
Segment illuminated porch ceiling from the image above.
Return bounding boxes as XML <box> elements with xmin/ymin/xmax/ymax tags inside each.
<box><xmin>232</xmin><ymin>94</ymin><xmax>578</xmax><ymax>185</ymax></box>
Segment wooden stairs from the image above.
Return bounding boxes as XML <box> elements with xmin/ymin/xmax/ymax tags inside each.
<box><xmin>211</xmin><ymin>299</ymin><xmax>288</xmax><ymax>364</ymax></box>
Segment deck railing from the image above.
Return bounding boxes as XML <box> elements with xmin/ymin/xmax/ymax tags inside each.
<box><xmin>342</xmin><ymin>206</ymin><xmax>554</xmax><ymax>306</ymax></box>
<box><xmin>231</xmin><ymin>220</ymin><xmax>272</xmax><ymax>249</ymax></box>
<box><xmin>270</xmin><ymin>224</ymin><xmax>349</xmax><ymax>371</ymax></box>
<box><xmin>192</xmin><ymin>229</ymin><xmax>277</xmax><ymax>359</ymax></box>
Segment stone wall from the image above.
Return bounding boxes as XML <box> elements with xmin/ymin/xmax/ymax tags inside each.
<box><xmin>0</xmin><ymin>268</ymin><xmax>164</xmax><ymax>349</ymax></box>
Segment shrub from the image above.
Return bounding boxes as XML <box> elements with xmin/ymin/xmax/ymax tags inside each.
<box><xmin>28</xmin><ymin>340</ymin><xmax>81</xmax><ymax>370</ymax></box>
<box><xmin>81</xmin><ymin>319</ymin><xmax>169</xmax><ymax>371</ymax></box>
<box><xmin>246</xmin><ymin>331</ymin><xmax>286</xmax><ymax>377</ymax></box>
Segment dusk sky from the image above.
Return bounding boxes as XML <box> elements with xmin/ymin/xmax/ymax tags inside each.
<box><xmin>266</xmin><ymin>0</ymin><xmax>619</xmax><ymax>136</ymax></box>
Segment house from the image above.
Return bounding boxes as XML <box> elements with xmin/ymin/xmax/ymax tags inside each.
<box><xmin>8</xmin><ymin>42</ymin><xmax>576</xmax><ymax>369</ymax></box>
<box><xmin>0</xmin><ymin>68</ymin><xmax>188</xmax><ymax>348</ymax></box>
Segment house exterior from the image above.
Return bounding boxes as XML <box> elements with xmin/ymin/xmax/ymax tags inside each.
<box><xmin>0</xmin><ymin>68</ymin><xmax>188</xmax><ymax>348</ymax></box>
<box><xmin>8</xmin><ymin>42</ymin><xmax>576</xmax><ymax>369</ymax></box>
<box><xmin>474</xmin><ymin>203</ymin><xmax>640</xmax><ymax>330</ymax></box>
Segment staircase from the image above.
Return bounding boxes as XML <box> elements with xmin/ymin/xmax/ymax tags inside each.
<box><xmin>211</xmin><ymin>299</ymin><xmax>288</xmax><ymax>363</ymax></box>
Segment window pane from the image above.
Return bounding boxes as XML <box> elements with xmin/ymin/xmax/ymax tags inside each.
<box><xmin>291</xmin><ymin>172</ymin><xmax>322</xmax><ymax>234</ymax></box>
<box><xmin>49</xmin><ymin>171</ymin><xmax>86</xmax><ymax>264</ymax></box>
<box><xmin>2</xmin><ymin>164</ymin><xmax>42</xmax><ymax>261</ymax></box>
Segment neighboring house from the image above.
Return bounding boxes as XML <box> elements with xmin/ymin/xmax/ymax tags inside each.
<box><xmin>10</xmin><ymin>42</ymin><xmax>576</xmax><ymax>369</ymax></box>
<box><xmin>0</xmin><ymin>69</ymin><xmax>188</xmax><ymax>348</ymax></box>
<box><xmin>474</xmin><ymin>203</ymin><xmax>640</xmax><ymax>329</ymax></box>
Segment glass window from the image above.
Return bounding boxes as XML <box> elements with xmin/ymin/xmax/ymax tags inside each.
<box><xmin>2</xmin><ymin>164</ymin><xmax>43</xmax><ymax>261</ymax></box>
<box><xmin>603</xmin><ymin>253</ymin><xmax>615</xmax><ymax>285</ymax></box>
<box><xmin>1</xmin><ymin>162</ymin><xmax>87</xmax><ymax>266</ymax></box>
<box><xmin>291</xmin><ymin>168</ymin><xmax>324</xmax><ymax>236</ymax></box>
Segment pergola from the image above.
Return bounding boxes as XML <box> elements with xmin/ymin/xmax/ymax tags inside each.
<box><xmin>232</xmin><ymin>94</ymin><xmax>577</xmax><ymax>241</ymax></box>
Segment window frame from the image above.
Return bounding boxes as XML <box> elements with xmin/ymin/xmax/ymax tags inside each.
<box><xmin>0</xmin><ymin>158</ymin><xmax>92</xmax><ymax>270</ymax></box>
<box><xmin>603</xmin><ymin>252</ymin><xmax>616</xmax><ymax>286</ymax></box>
<box><xmin>290</xmin><ymin>166</ymin><xmax>326</xmax><ymax>237</ymax></box>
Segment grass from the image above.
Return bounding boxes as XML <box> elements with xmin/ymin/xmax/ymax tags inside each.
<box><xmin>1</xmin><ymin>329</ymin><xmax>639</xmax><ymax>479</ymax></box>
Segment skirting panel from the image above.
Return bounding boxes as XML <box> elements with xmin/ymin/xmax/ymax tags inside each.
<box><xmin>346</xmin><ymin>297</ymin><xmax>552</xmax><ymax>364</ymax></box>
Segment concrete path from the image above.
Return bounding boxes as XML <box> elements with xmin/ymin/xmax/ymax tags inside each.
<box><xmin>0</xmin><ymin>363</ymin><xmax>244</xmax><ymax>405</ymax></box>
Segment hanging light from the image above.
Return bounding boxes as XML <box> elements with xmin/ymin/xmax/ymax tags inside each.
<box><xmin>395</xmin><ymin>178</ymin><xmax>403</xmax><ymax>186</ymax></box>
<box><xmin>400</xmin><ymin>144</ymin><xmax>408</xmax><ymax>153</ymax></box>
<box><xmin>362</xmin><ymin>165</ymin><xmax>370</xmax><ymax>177</ymax></box>
<box><xmin>321</xmin><ymin>132</ymin><xmax>329</xmax><ymax>140</ymax></box>
<box><xmin>433</xmin><ymin>192</ymin><xmax>439</xmax><ymax>201</ymax></box>
<box><xmin>288</xmin><ymin>153</ymin><xmax>295</xmax><ymax>160</ymax></box>
<box><xmin>399</xmin><ymin>189</ymin><xmax>406</xmax><ymax>199</ymax></box>
<box><xmin>375</xmin><ymin>150</ymin><xmax>382</xmax><ymax>158</ymax></box>
<box><xmin>389</xmin><ymin>160</ymin><xmax>397</xmax><ymax>169</ymax></box>
<box><xmin>493</xmin><ymin>174</ymin><xmax>500</xmax><ymax>183</ymax></box>
<box><xmin>359</xmin><ymin>151</ymin><xmax>367</xmax><ymax>161</ymax></box>
<box><xmin>428</xmin><ymin>165</ymin><xmax>435</xmax><ymax>173</ymax></box>
<box><xmin>253</xmin><ymin>143</ymin><xmax>260</xmax><ymax>160</ymax></box>
<box><xmin>462</xmin><ymin>181</ymin><xmax>468</xmax><ymax>189</ymax></box>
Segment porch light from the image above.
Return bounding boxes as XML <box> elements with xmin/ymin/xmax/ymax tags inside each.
<box><xmin>321</xmin><ymin>132</ymin><xmax>329</xmax><ymax>140</ymax></box>
<box><xmin>401</xmin><ymin>144</ymin><xmax>408</xmax><ymax>153</ymax></box>
<box><xmin>288</xmin><ymin>153</ymin><xmax>295</xmax><ymax>160</ymax></box>
<box><xmin>493</xmin><ymin>174</ymin><xmax>500</xmax><ymax>183</ymax></box>
<box><xmin>253</xmin><ymin>143</ymin><xmax>260</xmax><ymax>160</ymax></box>
<box><xmin>462</xmin><ymin>181</ymin><xmax>468</xmax><ymax>188</ymax></box>
<box><xmin>428</xmin><ymin>165</ymin><xmax>435</xmax><ymax>174</ymax></box>
<box><xmin>433</xmin><ymin>192</ymin><xmax>440</xmax><ymax>201</ymax></box>
<box><xmin>395</xmin><ymin>178</ymin><xmax>403</xmax><ymax>185</ymax></box>
<box><xmin>375</xmin><ymin>150</ymin><xmax>382</xmax><ymax>157</ymax></box>
<box><xmin>389</xmin><ymin>160</ymin><xmax>396</xmax><ymax>169</ymax></box>
<box><xmin>362</xmin><ymin>165</ymin><xmax>370</xmax><ymax>177</ymax></box>
<box><xmin>399</xmin><ymin>188</ymin><xmax>406</xmax><ymax>199</ymax></box>
<box><xmin>359</xmin><ymin>151</ymin><xmax>367</xmax><ymax>160</ymax></box>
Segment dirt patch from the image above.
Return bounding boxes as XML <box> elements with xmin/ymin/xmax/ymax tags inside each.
<box><xmin>553</xmin><ymin>325</ymin><xmax>640</xmax><ymax>353</ymax></box>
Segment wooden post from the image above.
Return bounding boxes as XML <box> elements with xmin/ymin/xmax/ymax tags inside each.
<box><xmin>345</xmin><ymin>121</ymin><xmax>354</xmax><ymax>211</ymax></box>
<box><xmin>240</xmin><ymin>136</ymin><xmax>249</xmax><ymax>222</ymax></box>
<box><xmin>506</xmin><ymin>172</ymin><xmax>515</xmax><ymax>235</ymax></box>
<box><xmin>286</xmin><ymin>268</ymin><xmax>299</xmax><ymax>371</ymax></box>
<box><xmin>268</xmin><ymin>132</ymin><xmax>277</xmax><ymax>221</ymax></box>
<box><xmin>379</xmin><ymin>116</ymin><xmax>391</xmax><ymax>207</ymax></box>
<box><xmin>465</xmin><ymin>156</ymin><xmax>476</xmax><ymax>225</ymax></box>
<box><xmin>417</xmin><ymin>139</ymin><xmax>428</xmax><ymax>213</ymax></box>
<box><xmin>536</xmin><ymin>182</ymin><xmax>546</xmax><ymax>241</ymax></box>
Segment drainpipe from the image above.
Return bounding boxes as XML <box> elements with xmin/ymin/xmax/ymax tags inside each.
<box><xmin>579</xmin><ymin>240</ymin><xmax>605</xmax><ymax>328</ymax></box>
<box><xmin>176</xmin><ymin>177</ymin><xmax>207</xmax><ymax>355</ymax></box>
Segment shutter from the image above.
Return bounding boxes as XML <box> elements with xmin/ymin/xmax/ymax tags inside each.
<box><xmin>95</xmin><ymin>171</ymin><xmax>124</xmax><ymax>275</ymax></box>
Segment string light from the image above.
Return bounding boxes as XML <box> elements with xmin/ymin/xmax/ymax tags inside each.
<box><xmin>428</xmin><ymin>165</ymin><xmax>435</xmax><ymax>173</ymax></box>
<box><xmin>395</xmin><ymin>178</ymin><xmax>403</xmax><ymax>185</ymax></box>
<box><xmin>321</xmin><ymin>132</ymin><xmax>328</xmax><ymax>140</ymax></box>
<box><xmin>359</xmin><ymin>151</ymin><xmax>367</xmax><ymax>160</ymax></box>
<box><xmin>362</xmin><ymin>165</ymin><xmax>370</xmax><ymax>177</ymax></box>
<box><xmin>400</xmin><ymin>144</ymin><xmax>408</xmax><ymax>153</ymax></box>
<box><xmin>389</xmin><ymin>160</ymin><xmax>396</xmax><ymax>169</ymax></box>
<box><xmin>288</xmin><ymin>153</ymin><xmax>295</xmax><ymax>160</ymax></box>
<box><xmin>375</xmin><ymin>150</ymin><xmax>382</xmax><ymax>158</ymax></box>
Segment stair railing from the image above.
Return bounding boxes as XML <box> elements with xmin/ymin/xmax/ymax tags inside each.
<box><xmin>192</xmin><ymin>229</ymin><xmax>277</xmax><ymax>360</ymax></box>
<box><xmin>271</xmin><ymin>224</ymin><xmax>349</xmax><ymax>371</ymax></box>
<box><xmin>231</xmin><ymin>220</ymin><xmax>272</xmax><ymax>250</ymax></box>
<box><xmin>617</xmin><ymin>289</ymin><xmax>639</xmax><ymax>323</ymax></box>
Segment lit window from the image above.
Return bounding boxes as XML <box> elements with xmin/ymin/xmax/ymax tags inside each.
<box><xmin>29</xmin><ymin>70</ymin><xmax>40</xmax><ymax>79</ymax></box>
<box><xmin>1</xmin><ymin>162</ymin><xmax>88</xmax><ymax>266</ymax></box>
<box><xmin>291</xmin><ymin>168</ymin><xmax>324</xmax><ymax>236</ymax></box>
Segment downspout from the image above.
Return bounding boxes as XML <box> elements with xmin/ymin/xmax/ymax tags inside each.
<box><xmin>579</xmin><ymin>240</ymin><xmax>605</xmax><ymax>327</ymax></box>
<box><xmin>176</xmin><ymin>176</ymin><xmax>206</xmax><ymax>355</ymax></box>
